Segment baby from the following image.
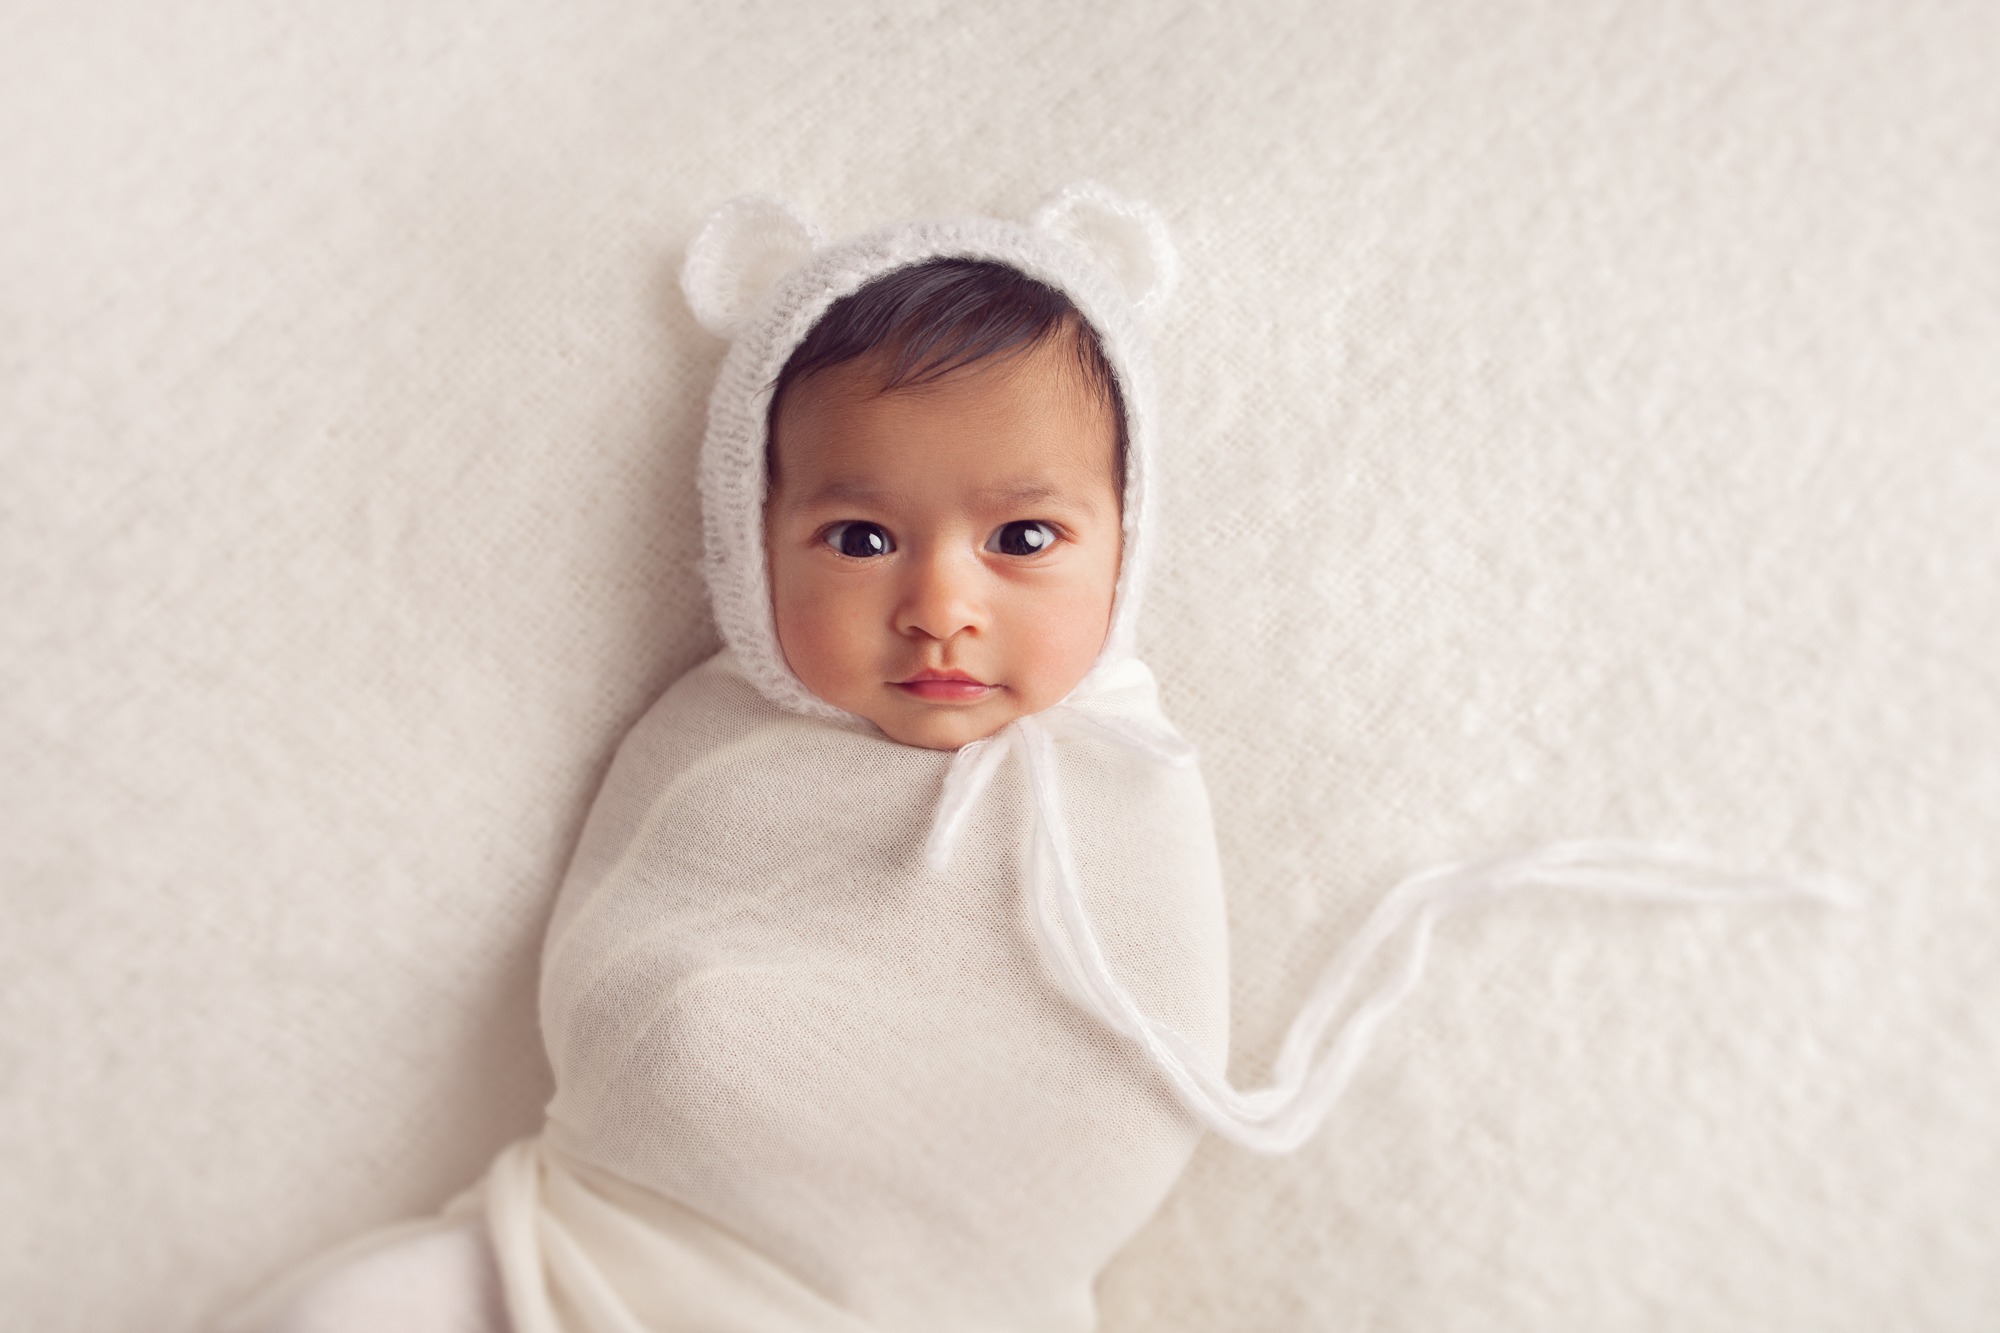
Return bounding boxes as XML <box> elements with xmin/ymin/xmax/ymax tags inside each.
<box><xmin>225</xmin><ymin>188</ymin><xmax>1229</xmax><ymax>1333</ymax></box>
<box><xmin>222</xmin><ymin>187</ymin><xmax>1837</xmax><ymax>1333</ymax></box>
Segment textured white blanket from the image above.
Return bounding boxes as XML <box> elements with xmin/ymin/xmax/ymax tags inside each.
<box><xmin>3</xmin><ymin>2</ymin><xmax>1995</xmax><ymax>1331</ymax></box>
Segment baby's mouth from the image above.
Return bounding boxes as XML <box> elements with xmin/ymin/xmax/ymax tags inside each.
<box><xmin>894</xmin><ymin>670</ymin><xmax>994</xmax><ymax>703</ymax></box>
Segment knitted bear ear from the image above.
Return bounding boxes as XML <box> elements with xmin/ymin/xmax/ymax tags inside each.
<box><xmin>1031</xmin><ymin>182</ymin><xmax>1178</xmax><ymax>318</ymax></box>
<box><xmin>680</xmin><ymin>194</ymin><xmax>825</xmax><ymax>338</ymax></box>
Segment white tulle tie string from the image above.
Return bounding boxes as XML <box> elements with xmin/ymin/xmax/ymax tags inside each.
<box><xmin>925</xmin><ymin>707</ymin><xmax>1857</xmax><ymax>1157</ymax></box>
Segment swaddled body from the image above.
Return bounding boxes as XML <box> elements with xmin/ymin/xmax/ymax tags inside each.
<box><xmin>496</xmin><ymin>649</ymin><xmax>1228</xmax><ymax>1331</ymax></box>
<box><xmin>470</xmin><ymin>196</ymin><xmax>1231</xmax><ymax>1330</ymax></box>
<box><xmin>218</xmin><ymin>188</ymin><xmax>1840</xmax><ymax>1333</ymax></box>
<box><xmin>219</xmin><ymin>191</ymin><xmax>1213</xmax><ymax>1333</ymax></box>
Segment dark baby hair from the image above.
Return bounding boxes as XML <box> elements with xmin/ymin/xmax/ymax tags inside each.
<box><xmin>765</xmin><ymin>257</ymin><xmax>1129</xmax><ymax>485</ymax></box>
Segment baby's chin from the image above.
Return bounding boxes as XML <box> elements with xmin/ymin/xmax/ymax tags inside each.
<box><xmin>864</xmin><ymin>694</ymin><xmax>1028</xmax><ymax>751</ymax></box>
<box><xmin>870</xmin><ymin>709</ymin><xmax>1015</xmax><ymax>751</ymax></box>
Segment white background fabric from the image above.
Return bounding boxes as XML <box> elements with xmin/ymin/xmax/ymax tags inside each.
<box><xmin>2</xmin><ymin>2</ymin><xmax>1993</xmax><ymax>1331</ymax></box>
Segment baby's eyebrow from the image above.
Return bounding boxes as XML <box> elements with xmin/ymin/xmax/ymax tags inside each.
<box><xmin>799</xmin><ymin>479</ymin><xmax>897</xmax><ymax>508</ymax></box>
<box><xmin>980</xmin><ymin>481</ymin><xmax>1060</xmax><ymax>504</ymax></box>
<box><xmin>978</xmin><ymin>481</ymin><xmax>1100</xmax><ymax>515</ymax></box>
<box><xmin>793</xmin><ymin>478</ymin><xmax>1100</xmax><ymax>515</ymax></box>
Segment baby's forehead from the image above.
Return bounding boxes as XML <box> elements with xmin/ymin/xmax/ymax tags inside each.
<box><xmin>770</xmin><ymin>340</ymin><xmax>1121</xmax><ymax>499</ymax></box>
<box><xmin>786</xmin><ymin>329</ymin><xmax>1107</xmax><ymax>420</ymax></box>
<box><xmin>797</xmin><ymin>332</ymin><xmax>1100</xmax><ymax>410</ymax></box>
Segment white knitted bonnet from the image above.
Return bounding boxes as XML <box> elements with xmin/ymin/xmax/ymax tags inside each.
<box><xmin>679</xmin><ymin>184</ymin><xmax>1179</xmax><ymax>725</ymax></box>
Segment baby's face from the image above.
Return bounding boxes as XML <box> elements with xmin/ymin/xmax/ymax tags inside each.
<box><xmin>765</xmin><ymin>336</ymin><xmax>1123</xmax><ymax>750</ymax></box>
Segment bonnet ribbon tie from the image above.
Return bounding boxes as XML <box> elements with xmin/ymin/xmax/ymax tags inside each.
<box><xmin>924</xmin><ymin>704</ymin><xmax>1857</xmax><ymax>1156</ymax></box>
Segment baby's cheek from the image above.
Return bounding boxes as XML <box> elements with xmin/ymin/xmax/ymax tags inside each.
<box><xmin>1020</xmin><ymin>582</ymin><xmax>1114</xmax><ymax>702</ymax></box>
<box><xmin>770</xmin><ymin>575</ymin><xmax>824</xmax><ymax>678</ymax></box>
<box><xmin>775</xmin><ymin>582</ymin><xmax>873</xmax><ymax>703</ymax></box>
<box><xmin>773</xmin><ymin>596</ymin><xmax>829</xmax><ymax>679</ymax></box>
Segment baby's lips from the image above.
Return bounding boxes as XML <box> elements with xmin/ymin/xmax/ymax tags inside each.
<box><xmin>895</xmin><ymin>667</ymin><xmax>991</xmax><ymax>687</ymax></box>
<box><xmin>895</xmin><ymin>675</ymin><xmax>996</xmax><ymax>702</ymax></box>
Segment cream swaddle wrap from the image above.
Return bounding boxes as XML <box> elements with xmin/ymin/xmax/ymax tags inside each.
<box><xmin>480</xmin><ymin>649</ymin><xmax>1227</xmax><ymax>1332</ymax></box>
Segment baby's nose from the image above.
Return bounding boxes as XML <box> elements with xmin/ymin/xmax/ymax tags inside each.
<box><xmin>894</xmin><ymin>551</ymin><xmax>985</xmax><ymax>640</ymax></box>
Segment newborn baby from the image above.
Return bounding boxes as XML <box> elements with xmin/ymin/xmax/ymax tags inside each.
<box><xmin>221</xmin><ymin>187</ymin><xmax>1838</xmax><ymax>1333</ymax></box>
<box><xmin>225</xmin><ymin>188</ymin><xmax>1230</xmax><ymax>1333</ymax></box>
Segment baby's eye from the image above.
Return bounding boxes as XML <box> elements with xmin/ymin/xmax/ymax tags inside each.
<box><xmin>821</xmin><ymin>521</ymin><xmax>895</xmax><ymax>558</ymax></box>
<box><xmin>985</xmin><ymin>520</ymin><xmax>1059</xmax><ymax>557</ymax></box>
